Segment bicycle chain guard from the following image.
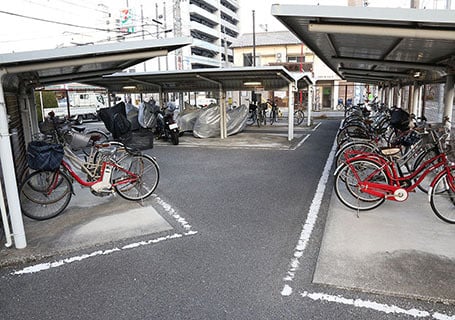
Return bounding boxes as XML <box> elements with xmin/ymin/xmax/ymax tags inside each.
<box><xmin>393</xmin><ymin>188</ymin><xmax>408</xmax><ymax>202</ymax></box>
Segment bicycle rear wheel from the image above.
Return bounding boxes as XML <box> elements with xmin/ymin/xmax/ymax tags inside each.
<box><xmin>113</xmin><ymin>154</ymin><xmax>160</xmax><ymax>201</ymax></box>
<box><xmin>294</xmin><ymin>110</ymin><xmax>305</xmax><ymax>126</ymax></box>
<box><xmin>336</xmin><ymin>125</ymin><xmax>370</xmax><ymax>147</ymax></box>
<box><xmin>20</xmin><ymin>170</ymin><xmax>72</xmax><ymax>220</ymax></box>
<box><xmin>430</xmin><ymin>169</ymin><xmax>455</xmax><ymax>224</ymax></box>
<box><xmin>335</xmin><ymin>141</ymin><xmax>379</xmax><ymax>170</ymax></box>
<box><xmin>334</xmin><ymin>160</ymin><xmax>387</xmax><ymax>211</ymax></box>
<box><xmin>82</xmin><ymin>130</ymin><xmax>109</xmax><ymax>156</ymax></box>
<box><xmin>246</xmin><ymin>112</ymin><xmax>257</xmax><ymax>126</ymax></box>
<box><xmin>270</xmin><ymin>110</ymin><xmax>277</xmax><ymax>125</ymax></box>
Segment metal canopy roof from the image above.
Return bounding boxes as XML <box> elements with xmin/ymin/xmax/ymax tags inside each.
<box><xmin>271</xmin><ymin>5</ymin><xmax>455</xmax><ymax>84</ymax></box>
<box><xmin>83</xmin><ymin>66</ymin><xmax>312</xmax><ymax>93</ymax></box>
<box><xmin>0</xmin><ymin>37</ymin><xmax>192</xmax><ymax>87</ymax></box>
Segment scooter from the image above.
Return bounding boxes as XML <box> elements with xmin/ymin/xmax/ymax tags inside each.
<box><xmin>155</xmin><ymin>102</ymin><xmax>179</xmax><ymax>145</ymax></box>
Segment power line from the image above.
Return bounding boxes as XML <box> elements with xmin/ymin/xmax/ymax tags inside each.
<box><xmin>22</xmin><ymin>0</ymin><xmax>108</xmax><ymax>21</ymax></box>
<box><xmin>0</xmin><ymin>9</ymin><xmax>112</xmax><ymax>32</ymax></box>
<box><xmin>55</xmin><ymin>0</ymin><xmax>110</xmax><ymax>14</ymax></box>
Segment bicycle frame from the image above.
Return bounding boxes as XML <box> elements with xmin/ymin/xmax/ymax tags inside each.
<box><xmin>60</xmin><ymin>159</ymin><xmax>138</xmax><ymax>189</ymax></box>
<box><xmin>343</xmin><ymin>149</ymin><xmax>453</xmax><ymax>201</ymax></box>
<box><xmin>53</xmin><ymin>144</ymin><xmax>140</xmax><ymax>193</ymax></box>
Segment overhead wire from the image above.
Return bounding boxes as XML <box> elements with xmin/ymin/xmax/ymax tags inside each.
<box><xmin>0</xmin><ymin>0</ymin><xmax>169</xmax><ymax>50</ymax></box>
<box><xmin>0</xmin><ymin>10</ymin><xmax>112</xmax><ymax>32</ymax></box>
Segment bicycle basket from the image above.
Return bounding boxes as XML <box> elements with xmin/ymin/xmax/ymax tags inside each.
<box><xmin>68</xmin><ymin>132</ymin><xmax>90</xmax><ymax>150</ymax></box>
<box><xmin>38</xmin><ymin>119</ymin><xmax>56</xmax><ymax>135</ymax></box>
<box><xmin>27</xmin><ymin>141</ymin><xmax>64</xmax><ymax>171</ymax></box>
<box><xmin>393</xmin><ymin>130</ymin><xmax>421</xmax><ymax>147</ymax></box>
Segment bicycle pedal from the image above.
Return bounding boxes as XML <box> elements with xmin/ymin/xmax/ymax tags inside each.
<box><xmin>90</xmin><ymin>189</ymin><xmax>112</xmax><ymax>197</ymax></box>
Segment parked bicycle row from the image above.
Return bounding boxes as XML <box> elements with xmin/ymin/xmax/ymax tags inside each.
<box><xmin>333</xmin><ymin>102</ymin><xmax>455</xmax><ymax>224</ymax></box>
<box><xmin>246</xmin><ymin>100</ymin><xmax>305</xmax><ymax>127</ymax></box>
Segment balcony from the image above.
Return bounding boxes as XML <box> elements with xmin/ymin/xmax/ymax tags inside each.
<box><xmin>190</xmin><ymin>21</ymin><xmax>220</xmax><ymax>40</ymax></box>
<box><xmin>193</xmin><ymin>39</ymin><xmax>221</xmax><ymax>54</ymax></box>
<box><xmin>221</xmin><ymin>0</ymin><xmax>239</xmax><ymax>12</ymax></box>
<box><xmin>220</xmin><ymin>5</ymin><xmax>239</xmax><ymax>22</ymax></box>
<box><xmin>193</xmin><ymin>0</ymin><xmax>218</xmax><ymax>11</ymax></box>
<box><xmin>189</xmin><ymin>4</ymin><xmax>218</xmax><ymax>25</ymax></box>
<box><xmin>189</xmin><ymin>54</ymin><xmax>221</xmax><ymax>67</ymax></box>
<box><xmin>221</xmin><ymin>20</ymin><xmax>239</xmax><ymax>34</ymax></box>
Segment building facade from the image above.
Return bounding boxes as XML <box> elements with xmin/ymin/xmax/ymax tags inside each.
<box><xmin>91</xmin><ymin>1</ymin><xmax>240</xmax><ymax>71</ymax></box>
<box><xmin>231</xmin><ymin>31</ymin><xmax>355</xmax><ymax>110</ymax></box>
<box><xmin>166</xmin><ymin>0</ymin><xmax>240</xmax><ymax>70</ymax></box>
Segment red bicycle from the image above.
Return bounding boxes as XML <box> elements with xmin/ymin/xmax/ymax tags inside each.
<box><xmin>20</xmin><ymin>141</ymin><xmax>160</xmax><ymax>220</ymax></box>
<box><xmin>334</xmin><ymin>128</ymin><xmax>455</xmax><ymax>223</ymax></box>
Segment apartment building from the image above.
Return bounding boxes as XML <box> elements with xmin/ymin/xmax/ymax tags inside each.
<box><xmin>97</xmin><ymin>0</ymin><xmax>239</xmax><ymax>71</ymax></box>
<box><xmin>170</xmin><ymin>0</ymin><xmax>240</xmax><ymax>70</ymax></box>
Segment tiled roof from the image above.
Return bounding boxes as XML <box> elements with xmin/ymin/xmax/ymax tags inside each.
<box><xmin>230</xmin><ymin>31</ymin><xmax>301</xmax><ymax>48</ymax></box>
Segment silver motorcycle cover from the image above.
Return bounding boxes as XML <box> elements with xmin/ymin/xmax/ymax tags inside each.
<box><xmin>193</xmin><ymin>105</ymin><xmax>248</xmax><ymax>138</ymax></box>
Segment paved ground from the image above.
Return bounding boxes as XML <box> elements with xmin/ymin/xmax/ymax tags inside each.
<box><xmin>314</xmin><ymin>189</ymin><xmax>455</xmax><ymax>303</ymax></box>
<box><xmin>1</xmin><ymin>112</ymin><xmax>454</xmax><ymax>306</ymax></box>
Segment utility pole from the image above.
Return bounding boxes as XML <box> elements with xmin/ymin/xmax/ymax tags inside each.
<box><xmin>156</xmin><ymin>3</ymin><xmax>161</xmax><ymax>71</ymax></box>
<box><xmin>410</xmin><ymin>0</ymin><xmax>420</xmax><ymax>8</ymax></box>
<box><xmin>173</xmin><ymin>0</ymin><xmax>183</xmax><ymax>70</ymax></box>
<box><xmin>252</xmin><ymin>10</ymin><xmax>256</xmax><ymax>67</ymax></box>
<box><xmin>141</xmin><ymin>4</ymin><xmax>146</xmax><ymax>71</ymax></box>
<box><xmin>163</xmin><ymin>1</ymin><xmax>168</xmax><ymax>70</ymax></box>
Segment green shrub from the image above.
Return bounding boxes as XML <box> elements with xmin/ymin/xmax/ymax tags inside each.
<box><xmin>34</xmin><ymin>91</ymin><xmax>58</xmax><ymax>120</ymax></box>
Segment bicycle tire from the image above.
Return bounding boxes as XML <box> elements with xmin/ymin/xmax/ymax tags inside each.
<box><xmin>270</xmin><ymin>110</ymin><xmax>277</xmax><ymax>125</ymax></box>
<box><xmin>113</xmin><ymin>154</ymin><xmax>160</xmax><ymax>201</ymax></box>
<box><xmin>256</xmin><ymin>112</ymin><xmax>262</xmax><ymax>127</ymax></box>
<box><xmin>294</xmin><ymin>110</ymin><xmax>305</xmax><ymax>126</ymax></box>
<box><xmin>335</xmin><ymin>141</ymin><xmax>379</xmax><ymax>170</ymax></box>
<box><xmin>412</xmin><ymin>148</ymin><xmax>440</xmax><ymax>193</ymax></box>
<box><xmin>20</xmin><ymin>170</ymin><xmax>72</xmax><ymax>220</ymax></box>
<box><xmin>336</xmin><ymin>125</ymin><xmax>370</xmax><ymax>147</ymax></box>
<box><xmin>429</xmin><ymin>169</ymin><xmax>455</xmax><ymax>224</ymax></box>
<box><xmin>246</xmin><ymin>112</ymin><xmax>257</xmax><ymax>126</ymax></box>
<box><xmin>334</xmin><ymin>160</ymin><xmax>388</xmax><ymax>211</ymax></box>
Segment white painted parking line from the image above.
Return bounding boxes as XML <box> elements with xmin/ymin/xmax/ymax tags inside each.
<box><xmin>280</xmin><ymin>137</ymin><xmax>455</xmax><ymax>320</ymax></box>
<box><xmin>292</xmin><ymin>134</ymin><xmax>311</xmax><ymax>150</ymax></box>
<box><xmin>12</xmin><ymin>196</ymin><xmax>197</xmax><ymax>275</ymax></box>
<box><xmin>299</xmin><ymin>291</ymin><xmax>455</xmax><ymax>320</ymax></box>
<box><xmin>312</xmin><ymin>122</ymin><xmax>322</xmax><ymax>131</ymax></box>
<box><xmin>281</xmin><ymin>138</ymin><xmax>337</xmax><ymax>295</ymax></box>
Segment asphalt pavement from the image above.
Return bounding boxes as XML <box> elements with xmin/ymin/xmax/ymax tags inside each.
<box><xmin>1</xmin><ymin>112</ymin><xmax>454</xmax><ymax>306</ymax></box>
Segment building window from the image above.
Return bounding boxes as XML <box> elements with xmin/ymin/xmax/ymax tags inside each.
<box><xmin>287</xmin><ymin>56</ymin><xmax>305</xmax><ymax>63</ymax></box>
<box><xmin>243</xmin><ymin>53</ymin><xmax>253</xmax><ymax>66</ymax></box>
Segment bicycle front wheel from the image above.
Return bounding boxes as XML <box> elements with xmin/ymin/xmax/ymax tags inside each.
<box><xmin>294</xmin><ymin>110</ymin><xmax>305</xmax><ymax>126</ymax></box>
<box><xmin>430</xmin><ymin>169</ymin><xmax>455</xmax><ymax>224</ymax></box>
<box><xmin>20</xmin><ymin>170</ymin><xmax>72</xmax><ymax>220</ymax></box>
<box><xmin>270</xmin><ymin>111</ymin><xmax>277</xmax><ymax>125</ymax></box>
<box><xmin>113</xmin><ymin>154</ymin><xmax>160</xmax><ymax>201</ymax></box>
<box><xmin>334</xmin><ymin>160</ymin><xmax>388</xmax><ymax>211</ymax></box>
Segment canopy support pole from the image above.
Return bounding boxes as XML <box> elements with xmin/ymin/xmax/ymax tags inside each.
<box><xmin>443</xmin><ymin>75</ymin><xmax>454</xmax><ymax>128</ymax></box>
<box><xmin>0</xmin><ymin>70</ymin><xmax>26</xmax><ymax>249</ymax></box>
<box><xmin>196</xmin><ymin>75</ymin><xmax>227</xmax><ymax>139</ymax></box>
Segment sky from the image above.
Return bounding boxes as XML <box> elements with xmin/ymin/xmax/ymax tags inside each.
<box><xmin>238</xmin><ymin>0</ymin><xmax>345</xmax><ymax>33</ymax></box>
<box><xmin>0</xmin><ymin>0</ymin><xmax>452</xmax><ymax>54</ymax></box>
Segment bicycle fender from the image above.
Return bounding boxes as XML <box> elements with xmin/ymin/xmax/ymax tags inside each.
<box><xmin>334</xmin><ymin>163</ymin><xmax>346</xmax><ymax>176</ymax></box>
<box><xmin>429</xmin><ymin>165</ymin><xmax>455</xmax><ymax>188</ymax></box>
